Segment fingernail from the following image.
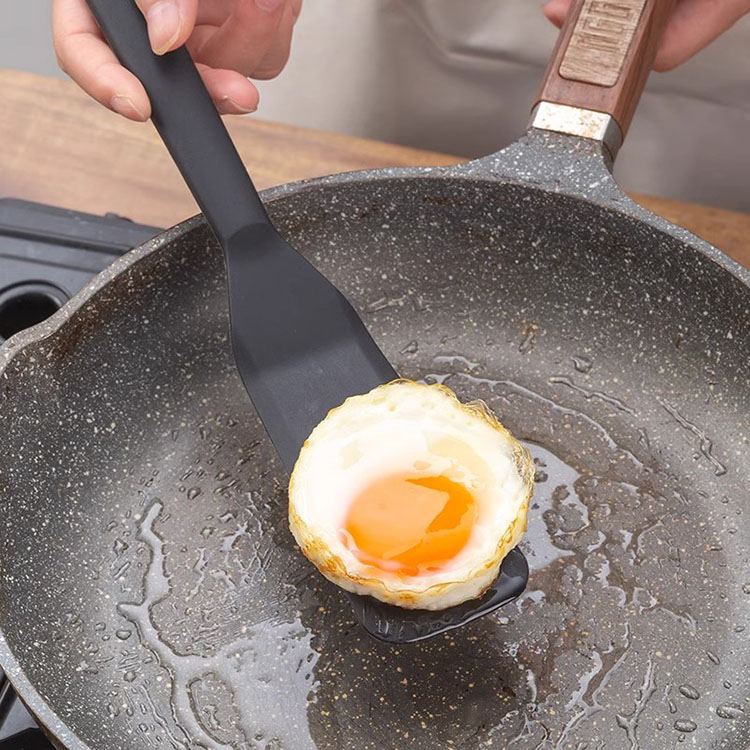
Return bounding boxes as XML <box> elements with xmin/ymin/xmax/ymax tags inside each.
<box><xmin>147</xmin><ymin>0</ymin><xmax>182</xmax><ymax>55</ymax></box>
<box><xmin>220</xmin><ymin>96</ymin><xmax>257</xmax><ymax>114</ymax></box>
<box><xmin>254</xmin><ymin>0</ymin><xmax>285</xmax><ymax>12</ymax></box>
<box><xmin>111</xmin><ymin>95</ymin><xmax>149</xmax><ymax>121</ymax></box>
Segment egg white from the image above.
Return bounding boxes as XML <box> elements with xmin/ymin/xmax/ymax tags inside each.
<box><xmin>288</xmin><ymin>380</ymin><xmax>534</xmax><ymax>610</ymax></box>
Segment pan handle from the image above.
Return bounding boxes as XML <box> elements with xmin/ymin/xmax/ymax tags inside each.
<box><xmin>84</xmin><ymin>0</ymin><xmax>269</xmax><ymax>245</ymax></box>
<box><xmin>531</xmin><ymin>0</ymin><xmax>675</xmax><ymax>158</ymax></box>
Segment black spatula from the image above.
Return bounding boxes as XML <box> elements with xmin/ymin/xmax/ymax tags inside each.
<box><xmin>86</xmin><ymin>0</ymin><xmax>528</xmax><ymax>643</ymax></box>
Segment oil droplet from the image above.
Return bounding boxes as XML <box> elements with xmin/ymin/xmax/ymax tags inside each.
<box><xmin>638</xmin><ymin>427</ymin><xmax>650</xmax><ymax>449</ymax></box>
<box><xmin>519</xmin><ymin>323</ymin><xmax>538</xmax><ymax>354</ymax></box>
<box><xmin>549</xmin><ymin>375</ymin><xmax>635</xmax><ymax>415</ymax></box>
<box><xmin>668</xmin><ymin>700</ymin><xmax>677</xmax><ymax>714</ymax></box>
<box><xmin>400</xmin><ymin>340</ymin><xmax>418</xmax><ymax>355</ymax></box>
<box><xmin>366</xmin><ymin>296</ymin><xmax>388</xmax><ymax>312</ymax></box>
<box><xmin>723</xmin><ymin>681</ymin><xmax>732</xmax><ymax>689</ymax></box>
<box><xmin>113</xmin><ymin>539</ymin><xmax>129</xmax><ymax>555</ymax></box>
<box><xmin>674</xmin><ymin>720</ymin><xmax>697</xmax><ymax>733</ymax></box>
<box><xmin>614</xmin><ymin>656</ymin><xmax>657</xmax><ymax>746</ymax></box>
<box><xmin>657</xmin><ymin>398</ymin><xmax>727</xmax><ymax>476</ymax></box>
<box><xmin>742</xmin><ymin>582</ymin><xmax>750</xmax><ymax>594</ymax></box>
<box><xmin>571</xmin><ymin>355</ymin><xmax>593</xmax><ymax>373</ymax></box>
<box><xmin>533</xmin><ymin>456</ymin><xmax>548</xmax><ymax>483</ymax></box>
<box><xmin>123</xmin><ymin>670</ymin><xmax>136</xmax><ymax>683</ymax></box>
<box><xmin>520</xmin><ymin>443</ymin><xmax>580</xmax><ymax>571</ymax></box>
<box><xmin>706</xmin><ymin>650</ymin><xmax>720</xmax><ymax>665</ymax></box>
<box><xmin>678</xmin><ymin>684</ymin><xmax>700</xmax><ymax>700</ymax></box>
<box><xmin>187</xmin><ymin>487</ymin><xmax>202</xmax><ymax>500</ymax></box>
<box><xmin>115</xmin><ymin>629</ymin><xmax>132</xmax><ymax>641</ymax></box>
<box><xmin>716</xmin><ymin>703</ymin><xmax>744</xmax><ymax>720</ymax></box>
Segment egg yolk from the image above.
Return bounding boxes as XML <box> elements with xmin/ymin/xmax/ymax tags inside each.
<box><xmin>342</xmin><ymin>474</ymin><xmax>478</xmax><ymax>576</ymax></box>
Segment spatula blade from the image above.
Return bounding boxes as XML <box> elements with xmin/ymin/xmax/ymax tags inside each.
<box><xmin>347</xmin><ymin>547</ymin><xmax>529</xmax><ymax>644</ymax></box>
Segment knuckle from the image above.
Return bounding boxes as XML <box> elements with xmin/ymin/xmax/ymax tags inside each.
<box><xmin>55</xmin><ymin>52</ymin><xmax>69</xmax><ymax>75</ymax></box>
<box><xmin>253</xmin><ymin>62</ymin><xmax>285</xmax><ymax>80</ymax></box>
<box><xmin>53</xmin><ymin>40</ymin><xmax>71</xmax><ymax>75</ymax></box>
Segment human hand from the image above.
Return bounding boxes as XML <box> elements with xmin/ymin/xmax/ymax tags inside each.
<box><xmin>543</xmin><ymin>0</ymin><xmax>749</xmax><ymax>71</ymax></box>
<box><xmin>53</xmin><ymin>0</ymin><xmax>302</xmax><ymax>121</ymax></box>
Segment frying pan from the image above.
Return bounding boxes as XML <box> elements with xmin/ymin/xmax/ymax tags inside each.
<box><xmin>1</xmin><ymin>0</ymin><xmax>748</xmax><ymax>748</ymax></box>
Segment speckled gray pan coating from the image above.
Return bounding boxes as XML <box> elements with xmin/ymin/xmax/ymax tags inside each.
<box><xmin>0</xmin><ymin>129</ymin><xmax>748</xmax><ymax>750</ymax></box>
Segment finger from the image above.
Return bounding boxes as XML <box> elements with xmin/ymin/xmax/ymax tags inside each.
<box><xmin>653</xmin><ymin>0</ymin><xmax>749</xmax><ymax>71</ymax></box>
<box><xmin>543</xmin><ymin>0</ymin><xmax>568</xmax><ymax>27</ymax></box>
<box><xmin>192</xmin><ymin>0</ymin><xmax>287</xmax><ymax>76</ymax></box>
<box><xmin>53</xmin><ymin>0</ymin><xmax>150</xmax><ymax>120</ymax></box>
<box><xmin>134</xmin><ymin>0</ymin><xmax>199</xmax><ymax>55</ymax></box>
<box><xmin>196</xmin><ymin>63</ymin><xmax>260</xmax><ymax>114</ymax></box>
<box><xmin>252</xmin><ymin>0</ymin><xmax>298</xmax><ymax>79</ymax></box>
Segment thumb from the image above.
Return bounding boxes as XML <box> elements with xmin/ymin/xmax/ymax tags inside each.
<box><xmin>135</xmin><ymin>0</ymin><xmax>199</xmax><ymax>55</ymax></box>
<box><xmin>543</xmin><ymin>0</ymin><xmax>571</xmax><ymax>27</ymax></box>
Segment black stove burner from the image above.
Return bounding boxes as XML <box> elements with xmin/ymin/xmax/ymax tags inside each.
<box><xmin>0</xmin><ymin>678</ymin><xmax>43</xmax><ymax>747</ymax></box>
<box><xmin>0</xmin><ymin>198</ymin><xmax>160</xmax><ymax>749</ymax></box>
<box><xmin>0</xmin><ymin>198</ymin><xmax>160</xmax><ymax>344</ymax></box>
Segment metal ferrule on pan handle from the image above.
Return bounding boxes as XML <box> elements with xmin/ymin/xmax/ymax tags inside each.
<box><xmin>528</xmin><ymin>102</ymin><xmax>624</xmax><ymax>160</ymax></box>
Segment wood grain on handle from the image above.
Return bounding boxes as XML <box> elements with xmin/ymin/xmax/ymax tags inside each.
<box><xmin>535</xmin><ymin>0</ymin><xmax>675</xmax><ymax>137</ymax></box>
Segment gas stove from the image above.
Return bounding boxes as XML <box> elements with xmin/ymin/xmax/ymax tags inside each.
<box><xmin>0</xmin><ymin>198</ymin><xmax>160</xmax><ymax>749</ymax></box>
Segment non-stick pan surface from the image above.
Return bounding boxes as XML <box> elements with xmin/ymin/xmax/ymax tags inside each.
<box><xmin>1</xmin><ymin>127</ymin><xmax>749</xmax><ymax>749</ymax></box>
<box><xmin>3</xmin><ymin>0</ymin><xmax>750</xmax><ymax>745</ymax></box>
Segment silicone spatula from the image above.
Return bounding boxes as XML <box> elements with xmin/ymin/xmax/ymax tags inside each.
<box><xmin>85</xmin><ymin>0</ymin><xmax>528</xmax><ymax>644</ymax></box>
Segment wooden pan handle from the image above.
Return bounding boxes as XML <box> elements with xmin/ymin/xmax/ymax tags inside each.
<box><xmin>534</xmin><ymin>0</ymin><xmax>675</xmax><ymax>140</ymax></box>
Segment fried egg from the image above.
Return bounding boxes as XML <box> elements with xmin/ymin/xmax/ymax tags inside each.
<box><xmin>288</xmin><ymin>380</ymin><xmax>534</xmax><ymax>610</ymax></box>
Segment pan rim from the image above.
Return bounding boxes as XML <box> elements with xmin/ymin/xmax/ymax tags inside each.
<box><xmin>2</xmin><ymin>158</ymin><xmax>748</xmax><ymax>374</ymax></box>
<box><xmin>0</xmin><ymin>162</ymin><xmax>748</xmax><ymax>750</ymax></box>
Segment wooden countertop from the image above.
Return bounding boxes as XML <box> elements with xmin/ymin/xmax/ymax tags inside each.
<box><xmin>2</xmin><ymin>69</ymin><xmax>749</xmax><ymax>269</ymax></box>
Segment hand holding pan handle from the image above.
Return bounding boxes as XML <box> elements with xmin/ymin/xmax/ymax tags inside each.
<box><xmin>531</xmin><ymin>0</ymin><xmax>676</xmax><ymax>159</ymax></box>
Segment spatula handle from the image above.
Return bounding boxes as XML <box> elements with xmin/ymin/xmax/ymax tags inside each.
<box><xmin>534</xmin><ymin>0</ymin><xmax>675</xmax><ymax>142</ymax></box>
<box><xmin>85</xmin><ymin>0</ymin><xmax>269</xmax><ymax>243</ymax></box>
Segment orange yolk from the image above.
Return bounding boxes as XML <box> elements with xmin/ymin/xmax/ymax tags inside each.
<box><xmin>342</xmin><ymin>474</ymin><xmax>478</xmax><ymax>577</ymax></box>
